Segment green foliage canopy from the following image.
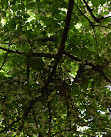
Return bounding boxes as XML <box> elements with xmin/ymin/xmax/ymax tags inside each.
<box><xmin>0</xmin><ymin>0</ymin><xmax>111</xmax><ymax>136</ymax></box>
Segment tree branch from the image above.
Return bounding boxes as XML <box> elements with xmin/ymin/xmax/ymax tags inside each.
<box><xmin>77</xmin><ymin>0</ymin><xmax>93</xmax><ymax>25</ymax></box>
<box><xmin>31</xmin><ymin>53</ymin><xmax>56</xmax><ymax>58</ymax></box>
<box><xmin>0</xmin><ymin>47</ymin><xmax>23</xmax><ymax>54</ymax></box>
<box><xmin>99</xmin><ymin>15</ymin><xmax>111</xmax><ymax>20</ymax></box>
<box><xmin>32</xmin><ymin>110</ymin><xmax>39</xmax><ymax>132</ymax></box>
<box><xmin>90</xmin><ymin>64</ymin><xmax>111</xmax><ymax>83</ymax></box>
<box><xmin>22</xmin><ymin>94</ymin><xmax>43</xmax><ymax>125</ymax></box>
<box><xmin>63</xmin><ymin>50</ymin><xmax>82</xmax><ymax>62</ymax></box>
<box><xmin>18</xmin><ymin>0</ymin><xmax>74</xmax><ymax>127</ymax></box>
<box><xmin>52</xmin><ymin>128</ymin><xmax>95</xmax><ymax>137</ymax></box>
<box><xmin>37</xmin><ymin>37</ymin><xmax>57</xmax><ymax>42</ymax></box>
<box><xmin>41</xmin><ymin>0</ymin><xmax>75</xmax><ymax>94</ymax></box>
<box><xmin>83</xmin><ymin>0</ymin><xmax>110</xmax><ymax>23</ymax></box>
<box><xmin>83</xmin><ymin>0</ymin><xmax>101</xmax><ymax>23</ymax></box>
<box><xmin>47</xmin><ymin>101</ymin><xmax>52</xmax><ymax>136</ymax></box>
<box><xmin>94</xmin><ymin>25</ymin><xmax>111</xmax><ymax>29</ymax></box>
<box><xmin>0</xmin><ymin>46</ymin><xmax>56</xmax><ymax>58</ymax></box>
<box><xmin>5</xmin><ymin>0</ymin><xmax>16</xmax><ymax>10</ymax></box>
<box><xmin>0</xmin><ymin>117</ymin><xmax>22</xmax><ymax>133</ymax></box>
<box><xmin>77</xmin><ymin>1</ymin><xmax>98</xmax><ymax>46</ymax></box>
<box><xmin>64</xmin><ymin>50</ymin><xmax>111</xmax><ymax>83</ymax></box>
<box><xmin>0</xmin><ymin>52</ymin><xmax>9</xmax><ymax>70</ymax></box>
<box><xmin>32</xmin><ymin>110</ymin><xmax>44</xmax><ymax>136</ymax></box>
<box><xmin>51</xmin><ymin>0</ymin><xmax>74</xmax><ymax>76</ymax></box>
<box><xmin>26</xmin><ymin>62</ymin><xmax>30</xmax><ymax>82</ymax></box>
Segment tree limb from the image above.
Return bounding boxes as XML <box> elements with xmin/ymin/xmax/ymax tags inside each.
<box><xmin>83</xmin><ymin>0</ymin><xmax>101</xmax><ymax>23</ymax></box>
<box><xmin>40</xmin><ymin>0</ymin><xmax>74</xmax><ymax>94</ymax></box>
<box><xmin>77</xmin><ymin>0</ymin><xmax>93</xmax><ymax>25</ymax></box>
<box><xmin>0</xmin><ymin>47</ymin><xmax>23</xmax><ymax>54</ymax></box>
<box><xmin>0</xmin><ymin>46</ymin><xmax>56</xmax><ymax>58</ymax></box>
<box><xmin>51</xmin><ymin>0</ymin><xmax>74</xmax><ymax>76</ymax></box>
<box><xmin>83</xmin><ymin>0</ymin><xmax>110</xmax><ymax>23</ymax></box>
<box><xmin>19</xmin><ymin>0</ymin><xmax>74</xmax><ymax>129</ymax></box>
<box><xmin>64</xmin><ymin>50</ymin><xmax>111</xmax><ymax>83</ymax></box>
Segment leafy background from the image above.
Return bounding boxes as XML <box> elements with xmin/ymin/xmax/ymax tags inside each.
<box><xmin>0</xmin><ymin>0</ymin><xmax>111</xmax><ymax>136</ymax></box>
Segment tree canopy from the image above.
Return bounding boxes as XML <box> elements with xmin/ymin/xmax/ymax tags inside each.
<box><xmin>0</xmin><ymin>0</ymin><xmax>111</xmax><ymax>136</ymax></box>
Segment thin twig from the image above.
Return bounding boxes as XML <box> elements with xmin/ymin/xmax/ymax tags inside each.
<box><xmin>0</xmin><ymin>46</ymin><xmax>56</xmax><ymax>58</ymax></box>
<box><xmin>14</xmin><ymin>132</ymin><xmax>19</xmax><ymax>137</ymax></box>
<box><xmin>26</xmin><ymin>63</ymin><xmax>30</xmax><ymax>82</ymax></box>
<box><xmin>94</xmin><ymin>25</ymin><xmax>111</xmax><ymax>29</ymax></box>
<box><xmin>0</xmin><ymin>47</ymin><xmax>23</xmax><ymax>54</ymax></box>
<box><xmin>31</xmin><ymin>53</ymin><xmax>56</xmax><ymax>58</ymax></box>
<box><xmin>0</xmin><ymin>117</ymin><xmax>22</xmax><ymax>133</ymax></box>
<box><xmin>0</xmin><ymin>52</ymin><xmax>9</xmax><ymax>70</ymax></box>
<box><xmin>52</xmin><ymin>128</ymin><xmax>95</xmax><ymax>137</ymax></box>
<box><xmin>5</xmin><ymin>0</ymin><xmax>16</xmax><ymax>11</ymax></box>
<box><xmin>77</xmin><ymin>0</ymin><xmax>98</xmax><ymax>46</ymax></box>
<box><xmin>32</xmin><ymin>110</ymin><xmax>39</xmax><ymax>132</ymax></box>
<box><xmin>0</xmin><ymin>44</ymin><xmax>10</xmax><ymax>70</ymax></box>
<box><xmin>47</xmin><ymin>101</ymin><xmax>52</xmax><ymax>136</ymax></box>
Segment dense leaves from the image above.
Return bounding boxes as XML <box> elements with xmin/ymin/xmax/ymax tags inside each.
<box><xmin>0</xmin><ymin>0</ymin><xmax>111</xmax><ymax>136</ymax></box>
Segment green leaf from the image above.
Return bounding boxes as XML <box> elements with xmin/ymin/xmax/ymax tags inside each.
<box><xmin>91</xmin><ymin>0</ymin><xmax>100</xmax><ymax>7</ymax></box>
<box><xmin>30</xmin><ymin>58</ymin><xmax>44</xmax><ymax>70</ymax></box>
<box><xmin>100</xmin><ymin>0</ymin><xmax>107</xmax><ymax>4</ymax></box>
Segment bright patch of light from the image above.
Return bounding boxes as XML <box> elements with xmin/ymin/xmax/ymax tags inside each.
<box><xmin>88</xmin><ymin>1</ymin><xmax>93</xmax><ymax>7</ymax></box>
<box><xmin>1</xmin><ymin>18</ymin><xmax>6</xmax><ymax>26</ymax></box>
<box><xmin>47</xmin><ymin>33</ymin><xmax>53</xmax><ymax>37</ymax></box>
<box><xmin>77</xmin><ymin>125</ymin><xmax>89</xmax><ymax>132</ymax></box>
<box><xmin>75</xmin><ymin>23</ymin><xmax>82</xmax><ymax>29</ymax></box>
<box><xmin>59</xmin><ymin>8</ymin><xmax>67</xmax><ymax>13</ymax></box>
<box><xmin>104</xmin><ymin>12</ymin><xmax>111</xmax><ymax>18</ymax></box>
<box><xmin>26</xmin><ymin>10</ymin><xmax>35</xmax><ymax>22</ymax></box>
<box><xmin>69</xmin><ymin>73</ymin><xmax>75</xmax><ymax>78</ymax></box>
<box><xmin>99</xmin><ymin>110</ymin><xmax>105</xmax><ymax>115</ymax></box>
<box><xmin>69</xmin><ymin>73</ymin><xmax>75</xmax><ymax>82</ymax></box>
<box><xmin>26</xmin><ymin>17</ymin><xmax>35</xmax><ymax>22</ymax></box>
<box><xmin>98</xmin><ymin>5</ymin><xmax>103</xmax><ymax>14</ymax></box>
<box><xmin>38</xmin><ymin>20</ymin><xmax>44</xmax><ymax>26</ymax></box>
<box><xmin>106</xmin><ymin>85</ymin><xmax>111</xmax><ymax>91</ymax></box>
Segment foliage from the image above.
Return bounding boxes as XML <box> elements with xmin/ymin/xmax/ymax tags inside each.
<box><xmin>0</xmin><ymin>0</ymin><xmax>111</xmax><ymax>136</ymax></box>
